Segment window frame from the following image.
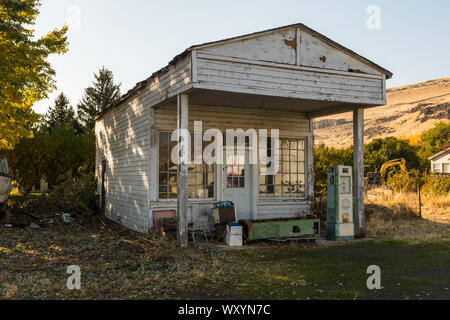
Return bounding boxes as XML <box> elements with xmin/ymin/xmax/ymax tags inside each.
<box><xmin>157</xmin><ymin>131</ymin><xmax>216</xmax><ymax>201</ymax></box>
<box><xmin>258</xmin><ymin>136</ymin><xmax>309</xmax><ymax>200</ymax></box>
<box><xmin>443</xmin><ymin>163</ymin><xmax>450</xmax><ymax>174</ymax></box>
<box><xmin>432</xmin><ymin>163</ymin><xmax>442</xmax><ymax>173</ymax></box>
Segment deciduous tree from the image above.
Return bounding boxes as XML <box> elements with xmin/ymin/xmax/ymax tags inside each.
<box><xmin>0</xmin><ymin>0</ymin><xmax>68</xmax><ymax>149</ymax></box>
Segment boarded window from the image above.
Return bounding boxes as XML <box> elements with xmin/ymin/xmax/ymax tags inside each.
<box><xmin>259</xmin><ymin>138</ymin><xmax>306</xmax><ymax>198</ymax></box>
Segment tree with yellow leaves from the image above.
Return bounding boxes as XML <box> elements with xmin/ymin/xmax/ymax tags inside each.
<box><xmin>0</xmin><ymin>0</ymin><xmax>68</xmax><ymax>149</ymax></box>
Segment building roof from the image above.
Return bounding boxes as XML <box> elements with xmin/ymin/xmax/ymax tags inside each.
<box><xmin>96</xmin><ymin>23</ymin><xmax>393</xmax><ymax>121</ymax></box>
<box><xmin>428</xmin><ymin>147</ymin><xmax>450</xmax><ymax>160</ymax></box>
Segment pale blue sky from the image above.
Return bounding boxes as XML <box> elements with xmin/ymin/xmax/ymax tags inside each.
<box><xmin>33</xmin><ymin>0</ymin><xmax>450</xmax><ymax>114</ymax></box>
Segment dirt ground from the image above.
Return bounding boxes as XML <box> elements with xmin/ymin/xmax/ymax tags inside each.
<box><xmin>1</xmin><ymin>213</ymin><xmax>449</xmax><ymax>300</ymax></box>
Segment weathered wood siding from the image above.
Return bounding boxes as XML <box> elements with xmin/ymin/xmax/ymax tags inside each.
<box><xmin>154</xmin><ymin>104</ymin><xmax>310</xmax><ymax>134</ymax></box>
<box><xmin>193</xmin><ymin>26</ymin><xmax>385</xmax><ymax>106</ymax></box>
<box><xmin>200</xmin><ymin>28</ymin><xmax>297</xmax><ymax>65</ymax></box>
<box><xmin>299</xmin><ymin>31</ymin><xmax>382</xmax><ymax>75</ymax></box>
<box><xmin>194</xmin><ymin>53</ymin><xmax>384</xmax><ymax>105</ymax></box>
<box><xmin>147</xmin><ymin>57</ymin><xmax>192</xmax><ymax>108</ymax></box>
<box><xmin>95</xmin><ymin>92</ymin><xmax>150</xmax><ymax>232</ymax></box>
<box><xmin>95</xmin><ymin>56</ymin><xmax>191</xmax><ymax>232</ymax></box>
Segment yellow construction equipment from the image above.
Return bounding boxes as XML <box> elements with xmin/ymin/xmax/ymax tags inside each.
<box><xmin>367</xmin><ymin>158</ymin><xmax>406</xmax><ymax>187</ymax></box>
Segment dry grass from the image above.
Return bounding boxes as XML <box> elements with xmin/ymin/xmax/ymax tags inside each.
<box><xmin>0</xmin><ymin>218</ymin><xmax>239</xmax><ymax>300</ymax></box>
<box><xmin>1</xmin><ymin>208</ymin><xmax>449</xmax><ymax>299</ymax></box>
<box><xmin>366</xmin><ymin>188</ymin><xmax>450</xmax><ymax>241</ymax></box>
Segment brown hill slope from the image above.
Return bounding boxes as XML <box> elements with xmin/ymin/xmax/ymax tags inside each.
<box><xmin>314</xmin><ymin>78</ymin><xmax>450</xmax><ymax>148</ymax></box>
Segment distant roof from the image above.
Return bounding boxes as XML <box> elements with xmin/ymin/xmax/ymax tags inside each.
<box><xmin>428</xmin><ymin>147</ymin><xmax>450</xmax><ymax>160</ymax></box>
<box><xmin>96</xmin><ymin>23</ymin><xmax>393</xmax><ymax>121</ymax></box>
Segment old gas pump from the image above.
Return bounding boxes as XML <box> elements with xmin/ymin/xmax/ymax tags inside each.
<box><xmin>326</xmin><ymin>165</ymin><xmax>354</xmax><ymax>240</ymax></box>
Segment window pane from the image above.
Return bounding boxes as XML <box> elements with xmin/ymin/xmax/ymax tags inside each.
<box><xmin>159</xmin><ymin>192</ymin><xmax>168</xmax><ymax>199</ymax></box>
<box><xmin>159</xmin><ymin>132</ymin><xmax>215</xmax><ymax>199</ymax></box>
<box><xmin>169</xmin><ymin>172</ymin><xmax>177</xmax><ymax>185</ymax></box>
<box><xmin>298</xmin><ymin>150</ymin><xmax>305</xmax><ymax>161</ymax></box>
<box><xmin>159</xmin><ymin>172</ymin><xmax>168</xmax><ymax>186</ymax></box>
<box><xmin>275</xmin><ymin>185</ymin><xmax>282</xmax><ymax>197</ymax></box>
<box><xmin>259</xmin><ymin>138</ymin><xmax>307</xmax><ymax>198</ymax></box>
<box><xmin>188</xmin><ymin>186</ymin><xmax>196</xmax><ymax>198</ymax></box>
<box><xmin>298</xmin><ymin>174</ymin><xmax>305</xmax><ymax>185</ymax></box>
<box><xmin>239</xmin><ymin>177</ymin><xmax>245</xmax><ymax>188</ymax></box>
<box><xmin>290</xmin><ymin>140</ymin><xmax>297</xmax><ymax>150</ymax></box>
<box><xmin>443</xmin><ymin>163</ymin><xmax>450</xmax><ymax>173</ymax></box>
<box><xmin>298</xmin><ymin>162</ymin><xmax>305</xmax><ymax>173</ymax></box>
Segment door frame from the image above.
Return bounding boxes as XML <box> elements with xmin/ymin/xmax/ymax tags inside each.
<box><xmin>216</xmin><ymin>149</ymin><xmax>258</xmax><ymax>220</ymax></box>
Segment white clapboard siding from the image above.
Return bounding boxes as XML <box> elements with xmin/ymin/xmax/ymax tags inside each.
<box><xmin>201</xmin><ymin>28</ymin><xmax>297</xmax><ymax>65</ymax></box>
<box><xmin>145</xmin><ymin>57</ymin><xmax>192</xmax><ymax>108</ymax></box>
<box><xmin>299</xmin><ymin>30</ymin><xmax>382</xmax><ymax>75</ymax></box>
<box><xmin>95</xmin><ymin>89</ymin><xmax>150</xmax><ymax>233</ymax></box>
<box><xmin>95</xmin><ymin>57</ymin><xmax>191</xmax><ymax>233</ymax></box>
<box><xmin>194</xmin><ymin>55</ymin><xmax>384</xmax><ymax>105</ymax></box>
<box><xmin>154</xmin><ymin>104</ymin><xmax>311</xmax><ymax>136</ymax></box>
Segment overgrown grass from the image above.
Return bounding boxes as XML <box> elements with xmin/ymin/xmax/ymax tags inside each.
<box><xmin>366</xmin><ymin>188</ymin><xmax>450</xmax><ymax>241</ymax></box>
<box><xmin>1</xmin><ymin>188</ymin><xmax>449</xmax><ymax>300</ymax></box>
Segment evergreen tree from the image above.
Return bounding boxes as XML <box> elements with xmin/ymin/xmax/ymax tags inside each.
<box><xmin>77</xmin><ymin>67</ymin><xmax>121</xmax><ymax>130</ymax></box>
<box><xmin>45</xmin><ymin>93</ymin><xmax>83</xmax><ymax>133</ymax></box>
<box><xmin>46</xmin><ymin>93</ymin><xmax>73</xmax><ymax>127</ymax></box>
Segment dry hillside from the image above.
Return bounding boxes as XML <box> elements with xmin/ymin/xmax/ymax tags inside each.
<box><xmin>314</xmin><ymin>78</ymin><xmax>450</xmax><ymax>148</ymax></box>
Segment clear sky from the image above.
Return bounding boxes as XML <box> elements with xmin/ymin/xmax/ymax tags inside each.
<box><xmin>32</xmin><ymin>0</ymin><xmax>450</xmax><ymax>114</ymax></box>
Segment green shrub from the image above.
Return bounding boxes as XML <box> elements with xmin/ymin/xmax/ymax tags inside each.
<box><xmin>386</xmin><ymin>170</ymin><xmax>421</xmax><ymax>193</ymax></box>
<box><xmin>387</xmin><ymin>170</ymin><xmax>450</xmax><ymax>195</ymax></box>
<box><xmin>422</xmin><ymin>175</ymin><xmax>450</xmax><ymax>195</ymax></box>
<box><xmin>24</xmin><ymin>165</ymin><xmax>98</xmax><ymax>217</ymax></box>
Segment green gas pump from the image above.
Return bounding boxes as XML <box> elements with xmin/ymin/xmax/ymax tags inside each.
<box><xmin>326</xmin><ymin>165</ymin><xmax>354</xmax><ymax>240</ymax></box>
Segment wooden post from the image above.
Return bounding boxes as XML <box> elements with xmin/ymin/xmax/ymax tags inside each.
<box><xmin>353</xmin><ymin>108</ymin><xmax>365</xmax><ymax>238</ymax></box>
<box><xmin>418</xmin><ymin>179</ymin><xmax>422</xmax><ymax>218</ymax></box>
<box><xmin>177</xmin><ymin>93</ymin><xmax>189</xmax><ymax>247</ymax></box>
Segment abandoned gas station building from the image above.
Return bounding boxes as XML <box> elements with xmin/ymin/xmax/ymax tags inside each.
<box><xmin>95</xmin><ymin>23</ymin><xmax>392</xmax><ymax>238</ymax></box>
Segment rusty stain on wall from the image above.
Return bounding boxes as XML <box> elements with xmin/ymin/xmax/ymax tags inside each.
<box><xmin>284</xmin><ymin>38</ymin><xmax>297</xmax><ymax>50</ymax></box>
<box><xmin>319</xmin><ymin>56</ymin><xmax>326</xmax><ymax>63</ymax></box>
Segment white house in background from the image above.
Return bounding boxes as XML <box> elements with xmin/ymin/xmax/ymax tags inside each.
<box><xmin>428</xmin><ymin>148</ymin><xmax>450</xmax><ymax>175</ymax></box>
<box><xmin>94</xmin><ymin>23</ymin><xmax>392</xmax><ymax>236</ymax></box>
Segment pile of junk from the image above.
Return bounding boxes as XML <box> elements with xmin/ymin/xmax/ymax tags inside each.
<box><xmin>154</xmin><ymin>201</ymin><xmax>321</xmax><ymax>247</ymax></box>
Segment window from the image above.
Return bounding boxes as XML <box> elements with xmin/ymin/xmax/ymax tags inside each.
<box><xmin>443</xmin><ymin>163</ymin><xmax>450</xmax><ymax>174</ymax></box>
<box><xmin>433</xmin><ymin>163</ymin><xmax>442</xmax><ymax>173</ymax></box>
<box><xmin>259</xmin><ymin>138</ymin><xmax>306</xmax><ymax>198</ymax></box>
<box><xmin>226</xmin><ymin>153</ymin><xmax>245</xmax><ymax>188</ymax></box>
<box><xmin>158</xmin><ymin>132</ymin><xmax>214</xmax><ymax>199</ymax></box>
